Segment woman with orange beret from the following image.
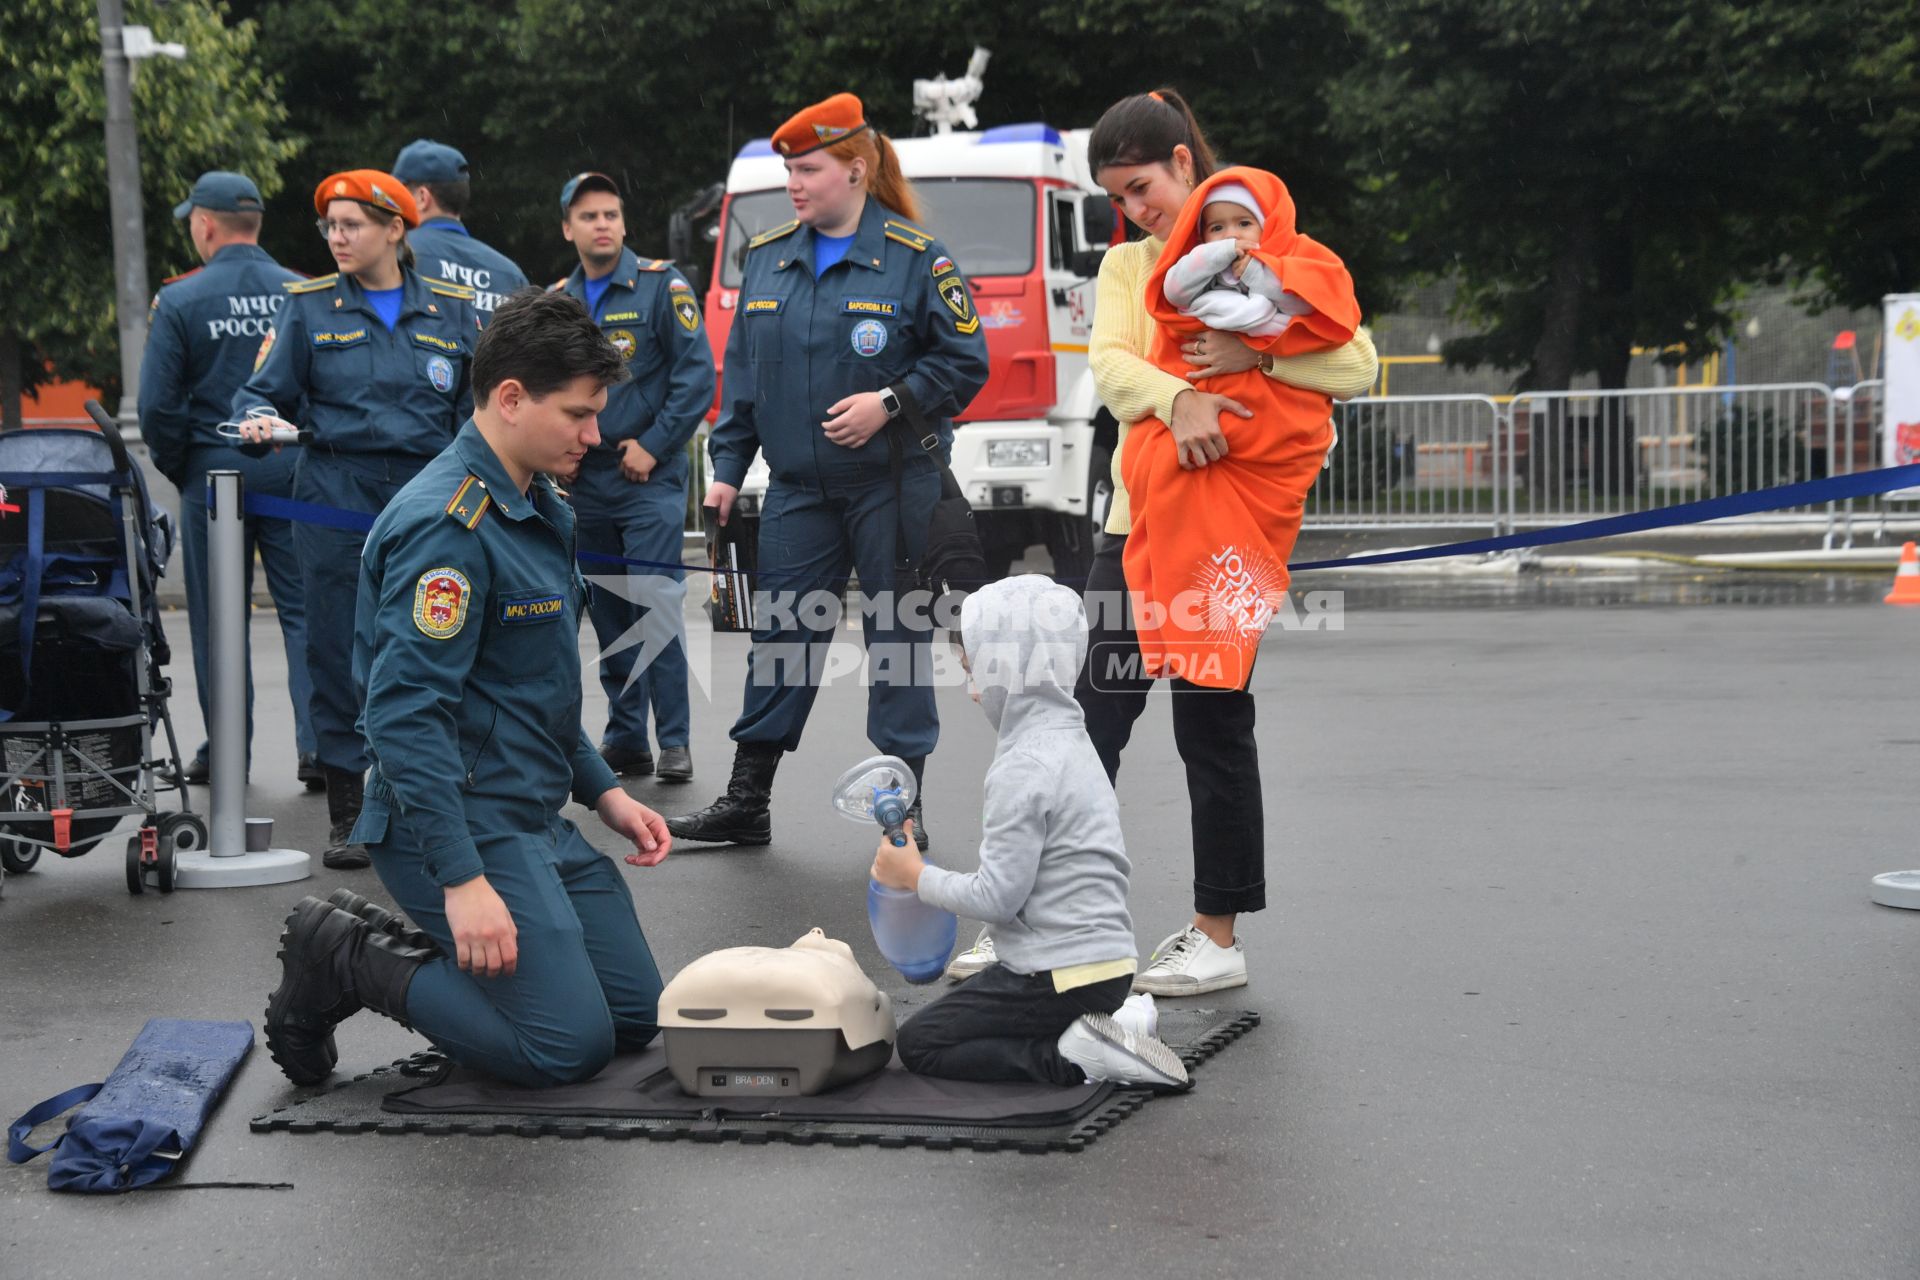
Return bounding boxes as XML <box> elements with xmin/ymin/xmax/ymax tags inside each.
<box><xmin>672</xmin><ymin>92</ymin><xmax>989</xmax><ymax>849</ymax></box>
<box><xmin>233</xmin><ymin>168</ymin><xmax>482</xmax><ymax>869</ymax></box>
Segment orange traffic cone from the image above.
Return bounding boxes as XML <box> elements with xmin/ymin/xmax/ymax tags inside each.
<box><xmin>1886</xmin><ymin>542</ymin><xmax>1920</xmax><ymax>605</ymax></box>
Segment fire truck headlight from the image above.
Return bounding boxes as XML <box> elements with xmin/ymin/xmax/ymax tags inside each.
<box><xmin>986</xmin><ymin>439</ymin><xmax>1050</xmax><ymax>468</ymax></box>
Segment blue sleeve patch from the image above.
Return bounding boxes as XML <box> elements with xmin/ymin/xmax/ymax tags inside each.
<box><xmin>842</xmin><ymin>297</ymin><xmax>900</xmax><ymax>318</ymax></box>
<box><xmin>498</xmin><ymin>591</ymin><xmax>566</xmax><ymax>624</ymax></box>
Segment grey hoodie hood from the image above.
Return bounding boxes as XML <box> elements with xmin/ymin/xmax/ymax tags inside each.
<box><xmin>959</xmin><ymin>574</ymin><xmax>1088</xmax><ymax>740</ymax></box>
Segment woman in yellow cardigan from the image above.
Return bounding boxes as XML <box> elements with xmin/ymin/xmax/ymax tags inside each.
<box><xmin>1081</xmin><ymin>89</ymin><xmax>1376</xmax><ymax>996</ymax></box>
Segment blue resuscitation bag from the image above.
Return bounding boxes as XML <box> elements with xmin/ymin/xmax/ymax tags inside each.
<box><xmin>7</xmin><ymin>1019</ymin><xmax>253</xmax><ymax>1192</ymax></box>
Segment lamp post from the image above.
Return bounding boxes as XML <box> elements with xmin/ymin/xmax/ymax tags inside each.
<box><xmin>97</xmin><ymin>0</ymin><xmax>186</xmax><ymax>428</ymax></box>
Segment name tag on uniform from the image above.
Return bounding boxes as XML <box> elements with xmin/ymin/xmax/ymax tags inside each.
<box><xmin>412</xmin><ymin>331</ymin><xmax>460</xmax><ymax>353</ymax></box>
<box><xmin>842</xmin><ymin>298</ymin><xmax>899</xmax><ymax>317</ymax></box>
<box><xmin>499</xmin><ymin>591</ymin><xmax>565</xmax><ymax>624</ymax></box>
<box><xmin>601</xmin><ymin>310</ymin><xmax>641</xmax><ymax>323</ymax></box>
<box><xmin>742</xmin><ymin>297</ymin><xmax>783</xmax><ymax>315</ymax></box>
<box><xmin>311</xmin><ymin>329</ymin><xmax>368</xmax><ymax>349</ymax></box>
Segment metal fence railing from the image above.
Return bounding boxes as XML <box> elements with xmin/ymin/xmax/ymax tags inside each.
<box><xmin>1504</xmin><ymin>382</ymin><xmax>1839</xmax><ymax>528</ymax></box>
<box><xmin>1292</xmin><ymin>382</ymin><xmax>1896</xmax><ymax>537</ymax></box>
<box><xmin>1821</xmin><ymin>380</ymin><xmax>1906</xmax><ymax>548</ymax></box>
<box><xmin>1309</xmin><ymin>394</ymin><xmax>1507</xmax><ymax>530</ymax></box>
<box><xmin>28</xmin><ymin>381</ymin><xmax>1905</xmax><ymax>543</ymax></box>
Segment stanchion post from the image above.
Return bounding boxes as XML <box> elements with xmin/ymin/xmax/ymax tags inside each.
<box><xmin>208</xmin><ymin>470</ymin><xmax>247</xmax><ymax>858</ymax></box>
<box><xmin>172</xmin><ymin>470</ymin><xmax>311</xmax><ymax>888</ymax></box>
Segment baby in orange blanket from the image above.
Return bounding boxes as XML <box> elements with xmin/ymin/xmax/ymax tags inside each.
<box><xmin>1120</xmin><ymin>165</ymin><xmax>1361</xmax><ymax>689</ymax></box>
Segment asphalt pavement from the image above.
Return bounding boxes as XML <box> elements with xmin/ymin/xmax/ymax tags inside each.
<box><xmin>2</xmin><ymin>568</ymin><xmax>1915</xmax><ymax>1279</ymax></box>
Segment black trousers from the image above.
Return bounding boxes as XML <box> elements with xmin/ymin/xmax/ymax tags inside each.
<box><xmin>1074</xmin><ymin>532</ymin><xmax>1268</xmax><ymax>916</ymax></box>
<box><xmin>895</xmin><ymin>965</ymin><xmax>1132</xmax><ymax>1086</ymax></box>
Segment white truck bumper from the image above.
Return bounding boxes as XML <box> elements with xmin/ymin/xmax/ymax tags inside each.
<box><xmin>949</xmin><ymin>419</ymin><xmax>1095</xmax><ymax>516</ymax></box>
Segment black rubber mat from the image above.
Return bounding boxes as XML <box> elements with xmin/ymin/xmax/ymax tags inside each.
<box><xmin>250</xmin><ymin>1008</ymin><xmax>1259</xmax><ymax>1154</ymax></box>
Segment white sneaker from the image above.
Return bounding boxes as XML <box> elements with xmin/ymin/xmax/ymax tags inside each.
<box><xmin>1133</xmin><ymin>925</ymin><xmax>1247</xmax><ymax>997</ymax></box>
<box><xmin>1057</xmin><ymin>1013</ymin><xmax>1190</xmax><ymax>1091</ymax></box>
<box><xmin>943</xmin><ymin>927</ymin><xmax>997</xmax><ymax>981</ymax></box>
<box><xmin>1113</xmin><ymin>991</ymin><xmax>1159</xmax><ymax>1040</ymax></box>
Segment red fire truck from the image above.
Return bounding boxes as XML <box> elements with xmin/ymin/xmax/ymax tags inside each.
<box><xmin>675</xmin><ymin>61</ymin><xmax>1122</xmax><ymax>579</ymax></box>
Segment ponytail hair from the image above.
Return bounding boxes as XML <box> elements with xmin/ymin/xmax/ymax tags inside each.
<box><xmin>1086</xmin><ymin>87</ymin><xmax>1220</xmax><ymax>184</ymax></box>
<box><xmin>829</xmin><ymin>128</ymin><xmax>925</xmax><ymax>225</ymax></box>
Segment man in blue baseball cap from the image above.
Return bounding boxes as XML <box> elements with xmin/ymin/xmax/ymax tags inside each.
<box><xmin>552</xmin><ymin>170</ymin><xmax>712</xmax><ymax>784</ymax></box>
<box><xmin>140</xmin><ymin>170</ymin><xmax>318</xmax><ymax>791</ymax></box>
<box><xmin>393</xmin><ymin>139</ymin><xmax>529</xmax><ymax>326</ymax></box>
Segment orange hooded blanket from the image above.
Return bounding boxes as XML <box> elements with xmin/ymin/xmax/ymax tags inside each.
<box><xmin>1119</xmin><ymin>166</ymin><xmax>1360</xmax><ymax>689</ymax></box>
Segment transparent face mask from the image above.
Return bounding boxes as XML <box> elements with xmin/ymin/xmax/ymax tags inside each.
<box><xmin>829</xmin><ymin>755</ymin><xmax>917</xmax><ymax>827</ymax></box>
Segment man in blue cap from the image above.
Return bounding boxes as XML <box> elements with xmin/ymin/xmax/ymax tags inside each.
<box><xmin>393</xmin><ymin>139</ymin><xmax>529</xmax><ymax>326</ymax></box>
<box><xmin>138</xmin><ymin>170</ymin><xmax>319</xmax><ymax>790</ymax></box>
<box><xmin>552</xmin><ymin>172</ymin><xmax>713</xmax><ymax>783</ymax></box>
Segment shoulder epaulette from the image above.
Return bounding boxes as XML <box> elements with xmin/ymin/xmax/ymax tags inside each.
<box><xmin>749</xmin><ymin>221</ymin><xmax>800</xmax><ymax>249</ymax></box>
<box><xmin>424</xmin><ymin>277</ymin><xmax>477</xmax><ymax>301</ymax></box>
<box><xmin>884</xmin><ymin>219</ymin><xmax>933</xmax><ymax>251</ymax></box>
<box><xmin>160</xmin><ymin>267</ymin><xmax>202</xmax><ymax>286</ymax></box>
<box><xmin>547</xmin><ymin>277</ymin><xmax>569</xmax><ymax>293</ymax></box>
<box><xmin>640</xmin><ymin>259</ymin><xmax>670</xmax><ymax>272</ymax></box>
<box><xmin>285</xmin><ymin>274</ymin><xmax>339</xmax><ymax>294</ymax></box>
<box><xmin>443</xmin><ymin>475</ymin><xmax>491</xmax><ymax>531</ymax></box>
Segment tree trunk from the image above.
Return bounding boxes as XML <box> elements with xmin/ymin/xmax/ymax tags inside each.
<box><xmin>1595</xmin><ymin>343</ymin><xmax>1633</xmax><ymax>392</ymax></box>
<box><xmin>1592</xmin><ymin>226</ymin><xmax>1636</xmax><ymax>391</ymax></box>
<box><xmin>1526</xmin><ymin>214</ymin><xmax>1596</xmax><ymax>392</ymax></box>
<box><xmin>0</xmin><ymin>328</ymin><xmax>22</xmax><ymax>432</ymax></box>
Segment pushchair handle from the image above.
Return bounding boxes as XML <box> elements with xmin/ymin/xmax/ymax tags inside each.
<box><xmin>81</xmin><ymin>401</ymin><xmax>135</xmax><ymax>477</ymax></box>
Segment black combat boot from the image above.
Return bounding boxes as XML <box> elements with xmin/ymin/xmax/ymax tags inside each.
<box><xmin>322</xmin><ymin>765</ymin><xmax>370</xmax><ymax>870</ymax></box>
<box><xmin>326</xmin><ymin>887</ymin><xmax>441</xmax><ymax>955</ymax></box>
<box><xmin>664</xmin><ymin>743</ymin><xmax>781</xmax><ymax>845</ymax></box>
<box><xmin>264</xmin><ymin>897</ymin><xmax>429</xmax><ymax>1086</ymax></box>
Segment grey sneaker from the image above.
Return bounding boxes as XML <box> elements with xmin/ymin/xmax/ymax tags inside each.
<box><xmin>1057</xmin><ymin>1012</ymin><xmax>1190</xmax><ymax>1091</ymax></box>
<box><xmin>943</xmin><ymin>927</ymin><xmax>997</xmax><ymax>981</ymax></box>
<box><xmin>1132</xmin><ymin>925</ymin><xmax>1247</xmax><ymax>996</ymax></box>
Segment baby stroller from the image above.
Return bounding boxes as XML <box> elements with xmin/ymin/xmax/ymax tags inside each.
<box><xmin>0</xmin><ymin>403</ymin><xmax>203</xmax><ymax>897</ymax></box>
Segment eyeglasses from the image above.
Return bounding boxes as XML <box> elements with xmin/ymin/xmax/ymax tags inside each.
<box><xmin>315</xmin><ymin>217</ymin><xmax>376</xmax><ymax>239</ymax></box>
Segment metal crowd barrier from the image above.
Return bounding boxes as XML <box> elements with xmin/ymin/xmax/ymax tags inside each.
<box><xmin>1311</xmin><ymin>394</ymin><xmax>1508</xmax><ymax>530</ymax></box>
<box><xmin>1292</xmin><ymin>382</ymin><xmax>1888</xmax><ymax>538</ymax></box>
<box><xmin>28</xmin><ymin>382</ymin><xmax>1898</xmax><ymax>545</ymax></box>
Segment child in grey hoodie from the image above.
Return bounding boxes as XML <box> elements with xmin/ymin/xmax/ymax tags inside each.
<box><xmin>870</xmin><ymin>575</ymin><xmax>1188</xmax><ymax>1090</ymax></box>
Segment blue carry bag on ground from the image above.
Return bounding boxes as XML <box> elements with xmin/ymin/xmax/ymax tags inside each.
<box><xmin>7</xmin><ymin>1018</ymin><xmax>253</xmax><ymax>1192</ymax></box>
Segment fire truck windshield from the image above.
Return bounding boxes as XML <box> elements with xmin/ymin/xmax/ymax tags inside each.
<box><xmin>720</xmin><ymin>179</ymin><xmax>1036</xmax><ymax>286</ymax></box>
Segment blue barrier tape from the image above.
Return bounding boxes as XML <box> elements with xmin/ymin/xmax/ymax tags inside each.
<box><xmin>244</xmin><ymin>493</ymin><xmax>374</xmax><ymax>534</ymax></box>
<box><xmin>243</xmin><ymin>465</ymin><xmax>1920</xmax><ymax>580</ymax></box>
<box><xmin>1288</xmin><ymin>464</ymin><xmax>1920</xmax><ymax>571</ymax></box>
<box><xmin>244</xmin><ymin>493</ymin><xmax>712</xmax><ymax>574</ymax></box>
<box><xmin>0</xmin><ymin>472</ymin><xmax>127</xmax><ymax>489</ymax></box>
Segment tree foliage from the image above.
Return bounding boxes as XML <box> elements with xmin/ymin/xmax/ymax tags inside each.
<box><xmin>10</xmin><ymin>0</ymin><xmax>1916</xmax><ymax>416</ymax></box>
<box><xmin>1328</xmin><ymin>0</ymin><xmax>1919</xmax><ymax>390</ymax></box>
<box><xmin>0</xmin><ymin>0</ymin><xmax>296</xmax><ymax>424</ymax></box>
<box><xmin>232</xmin><ymin>0</ymin><xmax>1392</xmax><ymax>297</ymax></box>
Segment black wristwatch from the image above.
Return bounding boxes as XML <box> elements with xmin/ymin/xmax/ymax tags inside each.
<box><xmin>879</xmin><ymin>385</ymin><xmax>904</xmax><ymax>420</ymax></box>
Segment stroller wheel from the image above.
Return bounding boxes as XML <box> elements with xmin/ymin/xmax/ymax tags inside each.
<box><xmin>0</xmin><ymin>838</ymin><xmax>40</xmax><ymax>875</ymax></box>
<box><xmin>125</xmin><ymin>835</ymin><xmax>146</xmax><ymax>895</ymax></box>
<box><xmin>154</xmin><ymin>839</ymin><xmax>177</xmax><ymax>894</ymax></box>
<box><xmin>159</xmin><ymin>812</ymin><xmax>208</xmax><ymax>856</ymax></box>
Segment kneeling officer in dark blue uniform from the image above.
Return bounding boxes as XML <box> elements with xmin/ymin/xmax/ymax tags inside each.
<box><xmin>264</xmin><ymin>290</ymin><xmax>674</xmax><ymax>1088</ymax></box>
